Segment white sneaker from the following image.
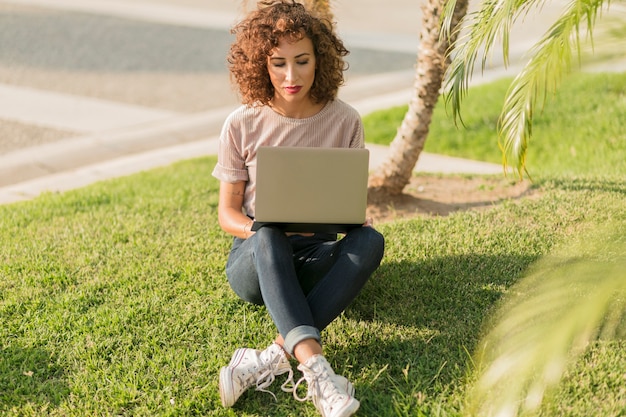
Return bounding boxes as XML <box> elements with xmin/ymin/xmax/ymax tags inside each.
<box><xmin>294</xmin><ymin>355</ymin><xmax>360</xmax><ymax>417</ymax></box>
<box><xmin>335</xmin><ymin>374</ymin><xmax>355</xmax><ymax>397</ymax></box>
<box><xmin>219</xmin><ymin>343</ymin><xmax>294</xmax><ymax>407</ymax></box>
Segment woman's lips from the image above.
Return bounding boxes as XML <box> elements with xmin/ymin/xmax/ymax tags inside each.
<box><xmin>285</xmin><ymin>86</ymin><xmax>302</xmax><ymax>94</ymax></box>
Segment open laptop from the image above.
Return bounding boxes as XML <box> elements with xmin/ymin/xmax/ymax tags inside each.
<box><xmin>251</xmin><ymin>146</ymin><xmax>370</xmax><ymax>233</ymax></box>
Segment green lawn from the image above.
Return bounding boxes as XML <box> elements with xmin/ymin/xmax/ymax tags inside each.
<box><xmin>363</xmin><ymin>72</ymin><xmax>626</xmax><ymax>178</ymax></box>
<box><xmin>1</xmin><ymin>72</ymin><xmax>625</xmax><ymax>416</ymax></box>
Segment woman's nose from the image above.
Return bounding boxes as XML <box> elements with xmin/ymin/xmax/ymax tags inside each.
<box><xmin>285</xmin><ymin>64</ymin><xmax>296</xmax><ymax>82</ymax></box>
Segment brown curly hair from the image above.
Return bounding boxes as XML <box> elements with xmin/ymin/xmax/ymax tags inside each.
<box><xmin>228</xmin><ymin>0</ymin><xmax>349</xmax><ymax>106</ymax></box>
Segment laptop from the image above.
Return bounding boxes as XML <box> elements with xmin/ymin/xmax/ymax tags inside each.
<box><xmin>251</xmin><ymin>146</ymin><xmax>370</xmax><ymax>233</ymax></box>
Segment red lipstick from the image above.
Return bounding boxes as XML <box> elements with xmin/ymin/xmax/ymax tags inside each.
<box><xmin>285</xmin><ymin>86</ymin><xmax>302</xmax><ymax>94</ymax></box>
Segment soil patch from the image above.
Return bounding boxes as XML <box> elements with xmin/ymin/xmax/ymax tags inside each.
<box><xmin>367</xmin><ymin>175</ymin><xmax>537</xmax><ymax>224</ymax></box>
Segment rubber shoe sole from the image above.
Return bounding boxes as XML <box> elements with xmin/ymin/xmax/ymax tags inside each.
<box><xmin>219</xmin><ymin>348</ymin><xmax>247</xmax><ymax>407</ymax></box>
<box><xmin>219</xmin><ymin>365</ymin><xmax>236</xmax><ymax>407</ymax></box>
<box><xmin>329</xmin><ymin>396</ymin><xmax>360</xmax><ymax>417</ymax></box>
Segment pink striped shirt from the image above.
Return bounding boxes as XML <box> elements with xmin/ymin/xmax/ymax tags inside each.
<box><xmin>212</xmin><ymin>99</ymin><xmax>364</xmax><ymax>218</ymax></box>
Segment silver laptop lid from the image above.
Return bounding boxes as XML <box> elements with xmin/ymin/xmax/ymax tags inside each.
<box><xmin>254</xmin><ymin>146</ymin><xmax>369</xmax><ymax>230</ymax></box>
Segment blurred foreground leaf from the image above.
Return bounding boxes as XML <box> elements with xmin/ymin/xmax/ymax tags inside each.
<box><xmin>464</xmin><ymin>223</ymin><xmax>626</xmax><ymax>417</ymax></box>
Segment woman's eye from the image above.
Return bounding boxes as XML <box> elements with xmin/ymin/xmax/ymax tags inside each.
<box><xmin>297</xmin><ymin>60</ymin><xmax>309</xmax><ymax>65</ymax></box>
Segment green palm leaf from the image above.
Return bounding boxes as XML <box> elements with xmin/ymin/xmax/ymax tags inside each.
<box><xmin>444</xmin><ymin>0</ymin><xmax>609</xmax><ymax>177</ymax></box>
<box><xmin>464</xmin><ymin>224</ymin><xmax>626</xmax><ymax>416</ymax></box>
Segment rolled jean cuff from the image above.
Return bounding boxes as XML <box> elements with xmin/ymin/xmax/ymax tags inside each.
<box><xmin>283</xmin><ymin>325</ymin><xmax>321</xmax><ymax>356</ymax></box>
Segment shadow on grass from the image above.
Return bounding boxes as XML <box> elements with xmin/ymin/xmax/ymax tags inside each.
<box><xmin>0</xmin><ymin>346</ymin><xmax>69</xmax><ymax>412</ymax></box>
<box><xmin>217</xmin><ymin>253</ymin><xmax>540</xmax><ymax>416</ymax></box>
<box><xmin>338</xmin><ymin>253</ymin><xmax>540</xmax><ymax>415</ymax></box>
<box><xmin>542</xmin><ymin>177</ymin><xmax>626</xmax><ymax>195</ymax></box>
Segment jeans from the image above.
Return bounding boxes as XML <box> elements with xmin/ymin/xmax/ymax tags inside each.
<box><xmin>225</xmin><ymin>226</ymin><xmax>385</xmax><ymax>355</ymax></box>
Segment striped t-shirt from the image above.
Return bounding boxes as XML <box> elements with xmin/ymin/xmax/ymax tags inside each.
<box><xmin>212</xmin><ymin>99</ymin><xmax>364</xmax><ymax>218</ymax></box>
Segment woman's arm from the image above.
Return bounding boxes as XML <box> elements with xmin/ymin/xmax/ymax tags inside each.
<box><xmin>218</xmin><ymin>181</ymin><xmax>255</xmax><ymax>239</ymax></box>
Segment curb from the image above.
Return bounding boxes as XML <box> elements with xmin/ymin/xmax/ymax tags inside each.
<box><xmin>0</xmin><ymin>138</ymin><xmax>219</xmax><ymax>204</ymax></box>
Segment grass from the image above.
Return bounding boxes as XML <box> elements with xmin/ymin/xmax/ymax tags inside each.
<box><xmin>2</xmin><ymin>72</ymin><xmax>626</xmax><ymax>416</ymax></box>
<box><xmin>363</xmin><ymin>72</ymin><xmax>626</xmax><ymax>178</ymax></box>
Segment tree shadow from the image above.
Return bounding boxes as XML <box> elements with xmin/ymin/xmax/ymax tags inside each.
<box><xmin>541</xmin><ymin>177</ymin><xmax>626</xmax><ymax>195</ymax></box>
<box><xmin>0</xmin><ymin>346</ymin><xmax>69</xmax><ymax>412</ymax></box>
<box><xmin>334</xmin><ymin>253</ymin><xmax>540</xmax><ymax>415</ymax></box>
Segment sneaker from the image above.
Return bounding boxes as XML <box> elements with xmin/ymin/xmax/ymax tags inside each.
<box><xmin>219</xmin><ymin>343</ymin><xmax>294</xmax><ymax>407</ymax></box>
<box><xmin>294</xmin><ymin>355</ymin><xmax>360</xmax><ymax>417</ymax></box>
<box><xmin>335</xmin><ymin>374</ymin><xmax>355</xmax><ymax>397</ymax></box>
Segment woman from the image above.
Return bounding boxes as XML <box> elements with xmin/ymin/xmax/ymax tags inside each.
<box><xmin>212</xmin><ymin>1</ymin><xmax>385</xmax><ymax>416</ymax></box>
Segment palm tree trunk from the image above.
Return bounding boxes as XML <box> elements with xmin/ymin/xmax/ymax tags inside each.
<box><xmin>368</xmin><ymin>0</ymin><xmax>469</xmax><ymax>196</ymax></box>
<box><xmin>303</xmin><ymin>0</ymin><xmax>334</xmax><ymax>20</ymax></box>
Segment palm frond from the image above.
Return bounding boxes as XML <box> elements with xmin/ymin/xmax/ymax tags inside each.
<box><xmin>499</xmin><ymin>0</ymin><xmax>607</xmax><ymax>177</ymax></box>
<box><xmin>464</xmin><ymin>223</ymin><xmax>626</xmax><ymax>417</ymax></box>
<box><xmin>444</xmin><ymin>0</ymin><xmax>609</xmax><ymax>178</ymax></box>
<box><xmin>444</xmin><ymin>0</ymin><xmax>544</xmax><ymax>117</ymax></box>
<box><xmin>442</xmin><ymin>0</ymin><xmax>460</xmax><ymax>39</ymax></box>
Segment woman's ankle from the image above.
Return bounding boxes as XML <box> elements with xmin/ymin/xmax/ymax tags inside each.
<box><xmin>293</xmin><ymin>339</ymin><xmax>323</xmax><ymax>364</ymax></box>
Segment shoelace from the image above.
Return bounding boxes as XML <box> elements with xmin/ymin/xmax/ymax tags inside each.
<box><xmin>293</xmin><ymin>366</ymin><xmax>345</xmax><ymax>407</ymax></box>
<box><xmin>252</xmin><ymin>355</ymin><xmax>295</xmax><ymax>401</ymax></box>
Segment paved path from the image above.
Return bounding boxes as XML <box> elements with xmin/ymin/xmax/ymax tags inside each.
<box><xmin>0</xmin><ymin>83</ymin><xmax>179</xmax><ymax>132</ymax></box>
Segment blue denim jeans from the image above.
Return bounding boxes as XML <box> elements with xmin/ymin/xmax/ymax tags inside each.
<box><xmin>225</xmin><ymin>226</ymin><xmax>385</xmax><ymax>355</ymax></box>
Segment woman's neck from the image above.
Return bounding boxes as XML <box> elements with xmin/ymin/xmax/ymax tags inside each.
<box><xmin>269</xmin><ymin>97</ymin><xmax>326</xmax><ymax>119</ymax></box>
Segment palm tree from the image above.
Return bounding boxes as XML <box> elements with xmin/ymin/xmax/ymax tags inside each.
<box><xmin>367</xmin><ymin>0</ymin><xmax>469</xmax><ymax>196</ymax></box>
<box><xmin>444</xmin><ymin>0</ymin><xmax>612</xmax><ymax>178</ymax></box>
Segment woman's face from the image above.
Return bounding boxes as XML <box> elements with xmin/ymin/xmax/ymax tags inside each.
<box><xmin>267</xmin><ymin>36</ymin><xmax>316</xmax><ymax>107</ymax></box>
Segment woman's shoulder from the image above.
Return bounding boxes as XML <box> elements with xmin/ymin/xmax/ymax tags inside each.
<box><xmin>223</xmin><ymin>104</ymin><xmax>275</xmax><ymax>128</ymax></box>
<box><xmin>318</xmin><ymin>99</ymin><xmax>361</xmax><ymax>124</ymax></box>
<box><xmin>327</xmin><ymin>98</ymin><xmax>359</xmax><ymax>115</ymax></box>
<box><xmin>225</xmin><ymin>104</ymin><xmax>260</xmax><ymax>121</ymax></box>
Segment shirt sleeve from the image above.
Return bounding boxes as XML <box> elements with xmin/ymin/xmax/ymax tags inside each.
<box><xmin>351</xmin><ymin>119</ymin><xmax>364</xmax><ymax>148</ymax></box>
<box><xmin>348</xmin><ymin>104</ymin><xmax>365</xmax><ymax>149</ymax></box>
<box><xmin>211</xmin><ymin>112</ymin><xmax>249</xmax><ymax>183</ymax></box>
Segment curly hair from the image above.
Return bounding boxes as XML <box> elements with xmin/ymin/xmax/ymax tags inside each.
<box><xmin>228</xmin><ymin>0</ymin><xmax>349</xmax><ymax>106</ymax></box>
